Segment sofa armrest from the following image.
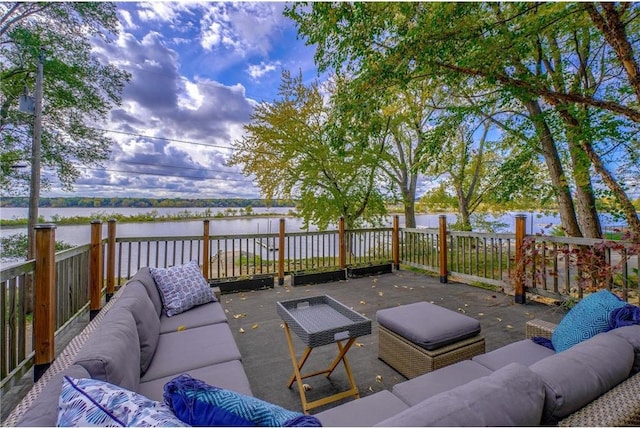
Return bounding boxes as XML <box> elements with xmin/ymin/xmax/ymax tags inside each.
<box><xmin>558</xmin><ymin>371</ymin><xmax>640</xmax><ymax>426</ymax></box>
<box><xmin>525</xmin><ymin>319</ymin><xmax>557</xmax><ymax>340</ymax></box>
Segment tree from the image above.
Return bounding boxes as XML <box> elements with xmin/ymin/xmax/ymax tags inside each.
<box><xmin>229</xmin><ymin>70</ymin><xmax>387</xmax><ymax>231</ymax></box>
<box><xmin>1</xmin><ymin>2</ymin><xmax>130</xmax><ymax>253</ymax></box>
<box><xmin>285</xmin><ymin>2</ymin><xmax>640</xmax><ymax>237</ymax></box>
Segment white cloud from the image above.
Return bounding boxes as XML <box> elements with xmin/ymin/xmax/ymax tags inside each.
<box><xmin>137</xmin><ymin>2</ymin><xmax>188</xmax><ymax>23</ymax></box>
<box><xmin>119</xmin><ymin>10</ymin><xmax>138</xmax><ymax>30</ymax></box>
<box><xmin>246</xmin><ymin>61</ymin><xmax>280</xmax><ymax>79</ymax></box>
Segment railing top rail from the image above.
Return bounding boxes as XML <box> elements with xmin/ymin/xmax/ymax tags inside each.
<box><xmin>527</xmin><ymin>234</ymin><xmax>639</xmax><ymax>247</ymax></box>
<box><xmin>402</xmin><ymin>227</ymin><xmax>439</xmax><ymax>234</ymax></box>
<box><xmin>284</xmin><ymin>230</ymin><xmax>339</xmax><ymax>237</ymax></box>
<box><xmin>55</xmin><ymin>244</ymin><xmax>91</xmax><ymax>261</ymax></box>
<box><xmin>345</xmin><ymin>227</ymin><xmax>393</xmax><ymax>233</ymax></box>
<box><xmin>449</xmin><ymin>230</ymin><xmax>516</xmax><ymax>239</ymax></box>
<box><xmin>0</xmin><ymin>260</ymin><xmax>35</xmax><ymax>282</ymax></box>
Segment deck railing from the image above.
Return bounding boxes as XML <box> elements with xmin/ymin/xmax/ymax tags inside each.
<box><xmin>2</xmin><ymin>214</ymin><xmax>638</xmax><ymax>396</ymax></box>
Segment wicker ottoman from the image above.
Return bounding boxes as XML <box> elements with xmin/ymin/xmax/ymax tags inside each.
<box><xmin>377</xmin><ymin>302</ymin><xmax>485</xmax><ymax>379</ymax></box>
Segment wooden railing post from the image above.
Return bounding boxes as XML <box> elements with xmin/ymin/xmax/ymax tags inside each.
<box><xmin>278</xmin><ymin>218</ymin><xmax>285</xmax><ymax>285</ymax></box>
<box><xmin>34</xmin><ymin>223</ymin><xmax>56</xmax><ymax>381</ymax></box>
<box><xmin>338</xmin><ymin>216</ymin><xmax>346</xmax><ymax>269</ymax></box>
<box><xmin>392</xmin><ymin>215</ymin><xmax>400</xmax><ymax>270</ymax></box>
<box><xmin>203</xmin><ymin>219</ymin><xmax>210</xmax><ymax>279</ymax></box>
<box><xmin>106</xmin><ymin>219</ymin><xmax>116</xmax><ymax>302</ymax></box>
<box><xmin>439</xmin><ymin>215</ymin><xmax>448</xmax><ymax>283</ymax></box>
<box><xmin>515</xmin><ymin>214</ymin><xmax>527</xmax><ymax>304</ymax></box>
<box><xmin>90</xmin><ymin>220</ymin><xmax>102</xmax><ymax>320</ymax></box>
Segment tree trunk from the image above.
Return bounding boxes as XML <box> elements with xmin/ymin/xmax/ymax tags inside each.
<box><xmin>556</xmin><ymin>108</ymin><xmax>603</xmax><ymax>238</ymax></box>
<box><xmin>455</xmin><ymin>189</ymin><xmax>472</xmax><ymax>231</ymax></box>
<box><xmin>524</xmin><ymin>100</ymin><xmax>583</xmax><ymax>237</ymax></box>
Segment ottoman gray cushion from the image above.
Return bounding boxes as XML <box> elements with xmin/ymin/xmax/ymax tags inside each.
<box><xmin>375</xmin><ymin>363</ymin><xmax>546</xmax><ymax>427</ymax></box>
<box><xmin>607</xmin><ymin>325</ymin><xmax>640</xmax><ymax>374</ymax></box>
<box><xmin>316</xmin><ymin>390</ymin><xmax>409</xmax><ymax>427</ymax></box>
<box><xmin>377</xmin><ymin>302</ymin><xmax>480</xmax><ymax>350</ymax></box>
<box><xmin>392</xmin><ymin>360</ymin><xmax>493</xmax><ymax>406</ymax></box>
<box><xmin>472</xmin><ymin>339</ymin><xmax>555</xmax><ymax>371</ymax></box>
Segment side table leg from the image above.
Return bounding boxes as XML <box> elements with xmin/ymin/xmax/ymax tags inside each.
<box><xmin>287</xmin><ymin>346</ymin><xmax>312</xmax><ymax>388</ymax></box>
<box><xmin>325</xmin><ymin>338</ymin><xmax>356</xmax><ymax>377</ymax></box>
<box><xmin>283</xmin><ymin>322</ymin><xmax>311</xmax><ymax>413</ymax></box>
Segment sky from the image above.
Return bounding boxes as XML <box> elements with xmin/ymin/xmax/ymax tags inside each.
<box><xmin>47</xmin><ymin>2</ymin><xmax>321</xmax><ymax>200</ymax></box>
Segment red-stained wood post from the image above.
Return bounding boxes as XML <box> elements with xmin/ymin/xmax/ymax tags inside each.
<box><xmin>439</xmin><ymin>215</ymin><xmax>448</xmax><ymax>283</ymax></box>
<box><xmin>90</xmin><ymin>220</ymin><xmax>102</xmax><ymax>320</ymax></box>
<box><xmin>106</xmin><ymin>219</ymin><xmax>116</xmax><ymax>302</ymax></box>
<box><xmin>278</xmin><ymin>218</ymin><xmax>285</xmax><ymax>285</ymax></box>
<box><xmin>515</xmin><ymin>214</ymin><xmax>527</xmax><ymax>304</ymax></box>
<box><xmin>338</xmin><ymin>217</ymin><xmax>346</xmax><ymax>269</ymax></box>
<box><xmin>392</xmin><ymin>215</ymin><xmax>400</xmax><ymax>270</ymax></box>
<box><xmin>203</xmin><ymin>219</ymin><xmax>210</xmax><ymax>280</ymax></box>
<box><xmin>34</xmin><ymin>224</ymin><xmax>56</xmax><ymax>381</ymax></box>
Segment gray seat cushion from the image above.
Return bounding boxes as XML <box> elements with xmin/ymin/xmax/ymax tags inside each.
<box><xmin>530</xmin><ymin>332</ymin><xmax>634</xmax><ymax>424</ymax></box>
<box><xmin>375</xmin><ymin>363</ymin><xmax>546</xmax><ymax>427</ymax></box>
<box><xmin>377</xmin><ymin>302</ymin><xmax>480</xmax><ymax>350</ymax></box>
<box><xmin>472</xmin><ymin>339</ymin><xmax>555</xmax><ymax>371</ymax></box>
<box><xmin>607</xmin><ymin>325</ymin><xmax>640</xmax><ymax>374</ymax></box>
<box><xmin>159</xmin><ymin>301</ymin><xmax>228</xmax><ymax>334</ymax></box>
<box><xmin>137</xmin><ymin>359</ymin><xmax>253</xmax><ymax>401</ymax></box>
<box><xmin>141</xmin><ymin>323</ymin><xmax>242</xmax><ymax>382</ymax></box>
<box><xmin>113</xmin><ymin>282</ymin><xmax>160</xmax><ymax>374</ymax></box>
<box><xmin>73</xmin><ymin>307</ymin><xmax>141</xmax><ymax>391</ymax></box>
<box><xmin>392</xmin><ymin>360</ymin><xmax>493</xmax><ymax>406</ymax></box>
<box><xmin>316</xmin><ymin>390</ymin><xmax>409</xmax><ymax>427</ymax></box>
<box><xmin>16</xmin><ymin>364</ymin><xmax>91</xmax><ymax>427</ymax></box>
<box><xmin>131</xmin><ymin>267</ymin><xmax>163</xmax><ymax>317</ymax></box>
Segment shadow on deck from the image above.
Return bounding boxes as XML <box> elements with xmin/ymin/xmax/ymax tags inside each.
<box><xmin>1</xmin><ymin>269</ymin><xmax>567</xmax><ymax>420</ymax></box>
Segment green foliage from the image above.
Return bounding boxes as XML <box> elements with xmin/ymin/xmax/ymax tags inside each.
<box><xmin>0</xmin><ymin>232</ymin><xmax>72</xmax><ymax>258</ymax></box>
<box><xmin>229</xmin><ymin>70</ymin><xmax>388</xmax><ymax>230</ymax></box>
<box><xmin>0</xmin><ymin>2</ymin><xmax>130</xmax><ymax>195</ymax></box>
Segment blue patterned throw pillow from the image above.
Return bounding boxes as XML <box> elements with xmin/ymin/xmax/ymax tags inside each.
<box><xmin>551</xmin><ymin>289</ymin><xmax>627</xmax><ymax>353</ymax></box>
<box><xmin>164</xmin><ymin>374</ymin><xmax>322</xmax><ymax>427</ymax></box>
<box><xmin>150</xmin><ymin>260</ymin><xmax>216</xmax><ymax>317</ymax></box>
<box><xmin>57</xmin><ymin>376</ymin><xmax>188</xmax><ymax>427</ymax></box>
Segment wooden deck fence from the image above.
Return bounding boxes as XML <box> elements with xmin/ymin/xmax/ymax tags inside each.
<box><xmin>2</xmin><ymin>214</ymin><xmax>638</xmax><ymax>392</ymax></box>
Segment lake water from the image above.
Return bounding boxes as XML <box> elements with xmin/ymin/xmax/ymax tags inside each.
<box><xmin>0</xmin><ymin>206</ymin><xmax>564</xmax><ymax>246</ymax></box>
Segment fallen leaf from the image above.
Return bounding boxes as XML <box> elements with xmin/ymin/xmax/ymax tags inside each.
<box><xmin>176</xmin><ymin>325</ymin><xmax>186</xmax><ymax>332</ymax></box>
<box><xmin>409</xmin><ymin>287</ymin><xmax>414</xmax><ymax>290</ymax></box>
<box><xmin>240</xmin><ymin>297</ymin><xmax>247</xmax><ymax>301</ymax></box>
<box><xmin>252</xmin><ymin>323</ymin><xmax>259</xmax><ymax>329</ymax></box>
<box><xmin>464</xmin><ymin>304</ymin><xmax>469</xmax><ymax>307</ymax></box>
<box><xmin>496</xmin><ymin>317</ymin><xmax>502</xmax><ymax>322</ymax></box>
<box><xmin>355</xmin><ymin>342</ymin><xmax>364</xmax><ymax>347</ymax></box>
<box><xmin>285</xmin><ymin>289</ymin><xmax>291</xmax><ymax>292</ymax></box>
<box><xmin>239</xmin><ymin>328</ymin><xmax>245</xmax><ymax>333</ymax></box>
<box><xmin>372</xmin><ymin>285</ymin><xmax>376</xmax><ymax>288</ymax></box>
<box><xmin>303</xmin><ymin>384</ymin><xmax>312</xmax><ymax>391</ymax></box>
<box><xmin>372</xmin><ymin>278</ymin><xmax>378</xmax><ymax>283</ymax></box>
<box><xmin>393</xmin><ymin>285</ymin><xmax>399</xmax><ymax>288</ymax></box>
<box><xmin>478</xmin><ymin>312</ymin><xmax>484</xmax><ymax>316</ymax></box>
<box><xmin>360</xmin><ymin>300</ymin><xmax>366</xmax><ymax>305</ymax></box>
<box><xmin>429</xmin><ymin>301</ymin><xmax>435</xmax><ymax>304</ymax></box>
<box><xmin>233</xmin><ymin>313</ymin><xmax>246</xmax><ymax>319</ymax></box>
<box><xmin>402</xmin><ymin>285</ymin><xmax>408</xmax><ymax>289</ymax></box>
<box><xmin>506</xmin><ymin>325</ymin><xmax>513</xmax><ymax>329</ymax></box>
<box><xmin>224</xmin><ymin>308</ymin><xmax>229</xmax><ymax>313</ymax></box>
<box><xmin>376</xmin><ymin>375</ymin><xmax>383</xmax><ymax>383</ymax></box>
<box><xmin>368</xmin><ymin>386</ymin><xmax>374</xmax><ymax>392</ymax></box>
<box><xmin>280</xmin><ymin>323</ymin><xmax>285</xmax><ymax>329</ymax></box>
<box><xmin>457</xmin><ymin>308</ymin><xmax>466</xmax><ymax>313</ymax></box>
<box><xmin>378</xmin><ymin>291</ymin><xmax>384</xmax><ymax>297</ymax></box>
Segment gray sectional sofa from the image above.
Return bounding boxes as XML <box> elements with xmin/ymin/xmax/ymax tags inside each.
<box><xmin>15</xmin><ymin>267</ymin><xmax>253</xmax><ymax>426</ymax></box>
<box><xmin>315</xmin><ymin>322</ymin><xmax>640</xmax><ymax>426</ymax></box>
<box><xmin>10</xmin><ymin>266</ymin><xmax>640</xmax><ymax>426</ymax></box>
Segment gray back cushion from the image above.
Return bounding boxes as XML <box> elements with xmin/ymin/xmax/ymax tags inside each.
<box><xmin>607</xmin><ymin>325</ymin><xmax>640</xmax><ymax>375</ymax></box>
<box><xmin>530</xmin><ymin>332</ymin><xmax>634</xmax><ymax>424</ymax></box>
<box><xmin>73</xmin><ymin>307</ymin><xmax>141</xmax><ymax>391</ymax></box>
<box><xmin>16</xmin><ymin>364</ymin><xmax>90</xmax><ymax>427</ymax></box>
<box><xmin>375</xmin><ymin>363</ymin><xmax>546</xmax><ymax>427</ymax></box>
<box><xmin>131</xmin><ymin>267</ymin><xmax>163</xmax><ymax>316</ymax></box>
<box><xmin>113</xmin><ymin>282</ymin><xmax>160</xmax><ymax>374</ymax></box>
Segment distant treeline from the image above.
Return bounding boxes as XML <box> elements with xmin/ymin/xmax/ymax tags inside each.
<box><xmin>0</xmin><ymin>197</ymin><xmax>296</xmax><ymax>209</ymax></box>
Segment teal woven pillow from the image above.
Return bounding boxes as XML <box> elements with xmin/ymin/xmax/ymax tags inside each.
<box><xmin>551</xmin><ymin>290</ymin><xmax>626</xmax><ymax>352</ymax></box>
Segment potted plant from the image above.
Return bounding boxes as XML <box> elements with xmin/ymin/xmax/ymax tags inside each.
<box><xmin>210</xmin><ymin>274</ymin><xmax>274</xmax><ymax>294</ymax></box>
<box><xmin>290</xmin><ymin>268</ymin><xmax>346</xmax><ymax>286</ymax></box>
<box><xmin>346</xmin><ymin>261</ymin><xmax>393</xmax><ymax>278</ymax></box>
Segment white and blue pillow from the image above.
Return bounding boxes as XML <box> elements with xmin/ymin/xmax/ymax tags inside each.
<box><xmin>150</xmin><ymin>260</ymin><xmax>216</xmax><ymax>317</ymax></box>
<box><xmin>56</xmin><ymin>376</ymin><xmax>187</xmax><ymax>427</ymax></box>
